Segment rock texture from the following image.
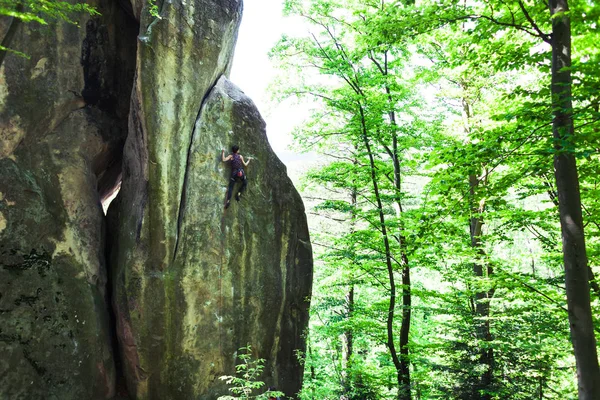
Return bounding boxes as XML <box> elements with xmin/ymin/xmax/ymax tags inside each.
<box><xmin>107</xmin><ymin>1</ymin><xmax>243</xmax><ymax>398</ymax></box>
<box><xmin>1</xmin><ymin>0</ymin><xmax>312</xmax><ymax>399</ymax></box>
<box><xmin>113</xmin><ymin>75</ymin><xmax>312</xmax><ymax>398</ymax></box>
<box><xmin>0</xmin><ymin>1</ymin><xmax>138</xmax><ymax>399</ymax></box>
<box><xmin>180</xmin><ymin>77</ymin><xmax>312</xmax><ymax>397</ymax></box>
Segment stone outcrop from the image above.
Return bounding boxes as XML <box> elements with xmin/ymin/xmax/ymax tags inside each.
<box><xmin>1</xmin><ymin>0</ymin><xmax>312</xmax><ymax>399</ymax></box>
<box><xmin>182</xmin><ymin>76</ymin><xmax>312</xmax><ymax>397</ymax></box>
<box><xmin>111</xmin><ymin>74</ymin><xmax>312</xmax><ymax>398</ymax></box>
<box><xmin>0</xmin><ymin>0</ymin><xmax>138</xmax><ymax>399</ymax></box>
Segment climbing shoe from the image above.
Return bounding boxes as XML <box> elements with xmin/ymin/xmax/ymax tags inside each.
<box><xmin>225</xmin><ymin>200</ymin><xmax>231</xmax><ymax>209</ymax></box>
<box><xmin>236</xmin><ymin>192</ymin><xmax>242</xmax><ymax>202</ymax></box>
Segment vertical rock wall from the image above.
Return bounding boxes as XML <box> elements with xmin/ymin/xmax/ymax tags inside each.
<box><xmin>1</xmin><ymin>0</ymin><xmax>313</xmax><ymax>399</ymax></box>
<box><xmin>174</xmin><ymin>76</ymin><xmax>312</xmax><ymax>397</ymax></box>
<box><xmin>107</xmin><ymin>0</ymin><xmax>245</xmax><ymax>398</ymax></box>
<box><xmin>0</xmin><ymin>0</ymin><xmax>138</xmax><ymax>399</ymax></box>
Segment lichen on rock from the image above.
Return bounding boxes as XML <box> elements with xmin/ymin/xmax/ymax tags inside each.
<box><xmin>1</xmin><ymin>0</ymin><xmax>313</xmax><ymax>399</ymax></box>
<box><xmin>0</xmin><ymin>0</ymin><xmax>138</xmax><ymax>398</ymax></box>
<box><xmin>175</xmin><ymin>76</ymin><xmax>312</xmax><ymax>397</ymax></box>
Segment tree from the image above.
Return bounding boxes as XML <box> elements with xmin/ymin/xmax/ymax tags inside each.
<box><xmin>272</xmin><ymin>0</ymin><xmax>600</xmax><ymax>397</ymax></box>
<box><xmin>548</xmin><ymin>0</ymin><xmax>600</xmax><ymax>397</ymax></box>
<box><xmin>272</xmin><ymin>2</ymin><xmax>440</xmax><ymax>397</ymax></box>
<box><xmin>374</xmin><ymin>0</ymin><xmax>600</xmax><ymax>395</ymax></box>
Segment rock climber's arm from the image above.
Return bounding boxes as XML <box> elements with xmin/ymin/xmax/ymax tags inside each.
<box><xmin>242</xmin><ymin>155</ymin><xmax>251</xmax><ymax>166</ymax></box>
<box><xmin>222</xmin><ymin>150</ymin><xmax>232</xmax><ymax>162</ymax></box>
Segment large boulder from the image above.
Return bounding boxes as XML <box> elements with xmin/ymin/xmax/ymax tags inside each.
<box><xmin>110</xmin><ymin>74</ymin><xmax>314</xmax><ymax>399</ymax></box>
<box><xmin>1</xmin><ymin>0</ymin><xmax>313</xmax><ymax>398</ymax></box>
<box><xmin>0</xmin><ymin>0</ymin><xmax>138</xmax><ymax>399</ymax></box>
<box><xmin>107</xmin><ymin>0</ymin><xmax>243</xmax><ymax>398</ymax></box>
<box><xmin>175</xmin><ymin>76</ymin><xmax>312</xmax><ymax>397</ymax></box>
<box><xmin>108</xmin><ymin>0</ymin><xmax>313</xmax><ymax>395</ymax></box>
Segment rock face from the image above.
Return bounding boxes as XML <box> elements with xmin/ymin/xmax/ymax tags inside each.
<box><xmin>1</xmin><ymin>0</ymin><xmax>312</xmax><ymax>399</ymax></box>
<box><xmin>181</xmin><ymin>77</ymin><xmax>312</xmax><ymax>397</ymax></box>
<box><xmin>0</xmin><ymin>1</ymin><xmax>138</xmax><ymax>399</ymax></box>
<box><xmin>112</xmin><ymin>75</ymin><xmax>312</xmax><ymax>398</ymax></box>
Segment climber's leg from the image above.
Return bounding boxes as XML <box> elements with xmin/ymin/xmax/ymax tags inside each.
<box><xmin>236</xmin><ymin>174</ymin><xmax>247</xmax><ymax>201</ymax></box>
<box><xmin>226</xmin><ymin>176</ymin><xmax>236</xmax><ymax>207</ymax></box>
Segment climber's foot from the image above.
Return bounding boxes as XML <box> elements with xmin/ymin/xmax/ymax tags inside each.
<box><xmin>225</xmin><ymin>200</ymin><xmax>231</xmax><ymax>209</ymax></box>
<box><xmin>236</xmin><ymin>192</ymin><xmax>242</xmax><ymax>202</ymax></box>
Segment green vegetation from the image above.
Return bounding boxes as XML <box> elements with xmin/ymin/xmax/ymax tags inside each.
<box><xmin>0</xmin><ymin>0</ymin><xmax>97</xmax><ymax>25</ymax></box>
<box><xmin>0</xmin><ymin>0</ymin><xmax>98</xmax><ymax>60</ymax></box>
<box><xmin>218</xmin><ymin>346</ymin><xmax>285</xmax><ymax>400</ymax></box>
<box><xmin>271</xmin><ymin>0</ymin><xmax>600</xmax><ymax>398</ymax></box>
<box><xmin>148</xmin><ymin>0</ymin><xmax>160</xmax><ymax>18</ymax></box>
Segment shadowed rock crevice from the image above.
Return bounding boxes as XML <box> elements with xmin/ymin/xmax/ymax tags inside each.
<box><xmin>81</xmin><ymin>1</ymin><xmax>139</xmax><ymax>202</ymax></box>
<box><xmin>173</xmin><ymin>73</ymin><xmax>225</xmax><ymax>262</ymax></box>
<box><xmin>81</xmin><ymin>2</ymin><xmax>140</xmax><ymax>398</ymax></box>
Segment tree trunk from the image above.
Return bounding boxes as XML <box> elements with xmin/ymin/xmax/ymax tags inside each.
<box><xmin>342</xmin><ymin>284</ymin><xmax>354</xmax><ymax>395</ymax></box>
<box><xmin>377</xmin><ymin>49</ymin><xmax>412</xmax><ymax>398</ymax></box>
<box><xmin>344</xmin><ymin>285</ymin><xmax>354</xmax><ymax>362</ymax></box>
<box><xmin>342</xmin><ymin>171</ymin><xmax>359</xmax><ymax>396</ymax></box>
<box><xmin>469</xmin><ymin>173</ymin><xmax>494</xmax><ymax>399</ymax></box>
<box><xmin>392</xmin><ymin>133</ymin><xmax>412</xmax><ymax>400</ymax></box>
<box><xmin>462</xmin><ymin>92</ymin><xmax>494</xmax><ymax>399</ymax></box>
<box><xmin>548</xmin><ymin>0</ymin><xmax>600</xmax><ymax>398</ymax></box>
<box><xmin>359</xmin><ymin>105</ymin><xmax>409</xmax><ymax>400</ymax></box>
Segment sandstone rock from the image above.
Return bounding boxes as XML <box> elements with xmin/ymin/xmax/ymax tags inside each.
<box><xmin>177</xmin><ymin>76</ymin><xmax>312</xmax><ymax>397</ymax></box>
<box><xmin>108</xmin><ymin>0</ymin><xmax>313</xmax><ymax>394</ymax></box>
<box><xmin>0</xmin><ymin>1</ymin><xmax>137</xmax><ymax>398</ymax></box>
<box><xmin>109</xmin><ymin>72</ymin><xmax>313</xmax><ymax>397</ymax></box>
<box><xmin>108</xmin><ymin>0</ymin><xmax>247</xmax><ymax>398</ymax></box>
<box><xmin>1</xmin><ymin>0</ymin><xmax>313</xmax><ymax>398</ymax></box>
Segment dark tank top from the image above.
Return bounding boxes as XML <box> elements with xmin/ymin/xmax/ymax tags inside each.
<box><xmin>231</xmin><ymin>153</ymin><xmax>243</xmax><ymax>170</ymax></box>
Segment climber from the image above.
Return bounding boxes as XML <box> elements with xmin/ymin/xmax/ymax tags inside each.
<box><xmin>221</xmin><ymin>145</ymin><xmax>252</xmax><ymax>209</ymax></box>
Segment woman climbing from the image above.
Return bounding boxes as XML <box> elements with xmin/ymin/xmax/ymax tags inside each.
<box><xmin>221</xmin><ymin>145</ymin><xmax>252</xmax><ymax>209</ymax></box>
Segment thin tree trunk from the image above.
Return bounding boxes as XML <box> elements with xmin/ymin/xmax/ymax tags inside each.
<box><xmin>343</xmin><ymin>167</ymin><xmax>358</xmax><ymax>396</ymax></box>
<box><xmin>469</xmin><ymin>173</ymin><xmax>494</xmax><ymax>399</ymax></box>
<box><xmin>398</xmin><ymin>251</ymin><xmax>411</xmax><ymax>399</ymax></box>
<box><xmin>374</xmin><ymin>49</ymin><xmax>412</xmax><ymax>398</ymax></box>
<box><xmin>463</xmin><ymin>93</ymin><xmax>494</xmax><ymax>399</ymax></box>
<box><xmin>345</xmin><ymin>185</ymin><xmax>357</xmax><ymax>369</ymax></box>
<box><xmin>548</xmin><ymin>0</ymin><xmax>600</xmax><ymax>398</ymax></box>
<box><xmin>392</xmin><ymin>132</ymin><xmax>412</xmax><ymax>400</ymax></box>
<box><xmin>343</xmin><ymin>284</ymin><xmax>354</xmax><ymax>395</ymax></box>
<box><xmin>345</xmin><ymin>285</ymin><xmax>354</xmax><ymax>362</ymax></box>
<box><xmin>359</xmin><ymin>105</ymin><xmax>408</xmax><ymax>400</ymax></box>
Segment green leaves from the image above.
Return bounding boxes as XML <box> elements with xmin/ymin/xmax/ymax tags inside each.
<box><xmin>0</xmin><ymin>0</ymin><xmax>99</xmax><ymax>63</ymax></box>
<box><xmin>272</xmin><ymin>0</ymin><xmax>600</xmax><ymax>397</ymax></box>
<box><xmin>0</xmin><ymin>0</ymin><xmax>99</xmax><ymax>25</ymax></box>
<box><xmin>217</xmin><ymin>346</ymin><xmax>284</xmax><ymax>400</ymax></box>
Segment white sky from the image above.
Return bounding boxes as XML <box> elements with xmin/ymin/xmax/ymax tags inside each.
<box><xmin>229</xmin><ymin>0</ymin><xmax>317</xmax><ymax>177</ymax></box>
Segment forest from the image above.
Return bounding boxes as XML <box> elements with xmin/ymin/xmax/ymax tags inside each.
<box><xmin>269</xmin><ymin>0</ymin><xmax>600</xmax><ymax>398</ymax></box>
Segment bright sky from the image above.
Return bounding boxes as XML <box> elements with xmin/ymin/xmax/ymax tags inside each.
<box><xmin>229</xmin><ymin>0</ymin><xmax>316</xmax><ymax>177</ymax></box>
